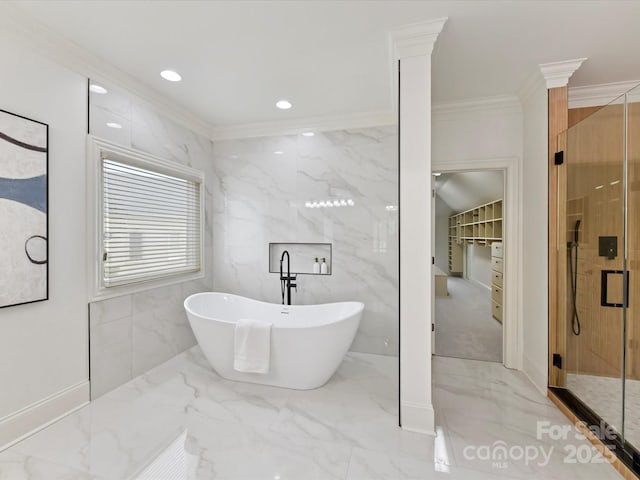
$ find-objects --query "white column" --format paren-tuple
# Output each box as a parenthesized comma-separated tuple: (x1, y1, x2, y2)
(390, 18, 446, 435)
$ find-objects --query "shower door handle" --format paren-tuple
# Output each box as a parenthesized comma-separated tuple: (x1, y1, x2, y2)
(600, 270, 629, 308)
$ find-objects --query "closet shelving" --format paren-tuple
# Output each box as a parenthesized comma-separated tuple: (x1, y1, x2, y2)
(448, 221, 463, 275)
(449, 199, 503, 245)
(448, 199, 503, 275)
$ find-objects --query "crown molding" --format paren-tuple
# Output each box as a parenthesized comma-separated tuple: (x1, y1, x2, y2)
(210, 110, 397, 141)
(212, 93, 523, 141)
(568, 80, 640, 108)
(539, 58, 587, 89)
(0, 3, 213, 140)
(432, 94, 522, 119)
(388, 18, 448, 60)
(387, 18, 447, 116)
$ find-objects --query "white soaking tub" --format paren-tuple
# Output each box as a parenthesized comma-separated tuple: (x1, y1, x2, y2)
(184, 292, 363, 390)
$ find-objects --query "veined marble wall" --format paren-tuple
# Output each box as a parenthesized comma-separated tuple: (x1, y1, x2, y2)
(88, 81, 214, 398)
(212, 126, 399, 355)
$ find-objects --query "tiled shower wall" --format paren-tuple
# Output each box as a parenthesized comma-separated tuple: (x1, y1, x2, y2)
(88, 82, 214, 398)
(212, 126, 399, 355)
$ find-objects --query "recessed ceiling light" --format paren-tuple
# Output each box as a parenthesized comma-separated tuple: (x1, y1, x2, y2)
(106, 122, 122, 129)
(160, 70, 182, 82)
(433, 172, 441, 176)
(595, 185, 604, 190)
(302, 132, 314, 137)
(276, 100, 292, 110)
(273, 150, 284, 155)
(89, 84, 107, 94)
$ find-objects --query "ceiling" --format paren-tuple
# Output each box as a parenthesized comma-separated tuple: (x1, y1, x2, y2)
(436, 171, 504, 213)
(11, 0, 640, 128)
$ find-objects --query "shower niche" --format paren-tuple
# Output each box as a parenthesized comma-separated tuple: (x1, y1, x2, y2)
(268, 242, 332, 275)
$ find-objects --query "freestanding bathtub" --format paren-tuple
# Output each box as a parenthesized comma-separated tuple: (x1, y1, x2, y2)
(184, 292, 364, 390)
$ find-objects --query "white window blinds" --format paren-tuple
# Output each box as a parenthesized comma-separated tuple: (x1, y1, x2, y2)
(102, 156, 201, 287)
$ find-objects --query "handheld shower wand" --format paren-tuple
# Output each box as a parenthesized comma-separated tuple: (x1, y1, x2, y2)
(569, 219, 582, 335)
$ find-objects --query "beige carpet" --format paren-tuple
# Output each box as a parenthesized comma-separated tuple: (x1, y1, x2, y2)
(435, 276, 503, 363)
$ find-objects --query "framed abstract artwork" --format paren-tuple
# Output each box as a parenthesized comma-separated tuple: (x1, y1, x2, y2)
(0, 109, 48, 308)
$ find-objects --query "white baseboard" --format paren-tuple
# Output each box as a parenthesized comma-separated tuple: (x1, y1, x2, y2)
(0, 380, 90, 451)
(400, 401, 435, 435)
(523, 354, 548, 397)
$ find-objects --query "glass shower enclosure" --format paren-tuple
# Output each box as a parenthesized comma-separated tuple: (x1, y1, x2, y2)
(550, 83, 640, 470)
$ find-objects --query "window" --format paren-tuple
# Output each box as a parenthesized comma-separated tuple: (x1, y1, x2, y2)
(89, 137, 204, 296)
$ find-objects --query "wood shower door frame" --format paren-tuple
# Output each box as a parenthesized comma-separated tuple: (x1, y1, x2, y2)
(548, 87, 569, 387)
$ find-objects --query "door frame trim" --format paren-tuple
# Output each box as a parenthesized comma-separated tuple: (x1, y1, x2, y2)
(432, 157, 522, 370)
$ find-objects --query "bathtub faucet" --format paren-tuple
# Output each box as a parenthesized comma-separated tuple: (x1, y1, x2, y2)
(279, 250, 297, 305)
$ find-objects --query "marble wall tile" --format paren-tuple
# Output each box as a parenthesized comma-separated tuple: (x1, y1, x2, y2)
(88, 80, 213, 398)
(90, 105, 132, 147)
(212, 126, 399, 355)
(89, 316, 132, 399)
(89, 82, 133, 148)
(89, 295, 132, 327)
(131, 284, 196, 377)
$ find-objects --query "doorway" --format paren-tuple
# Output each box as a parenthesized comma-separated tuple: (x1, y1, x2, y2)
(433, 170, 505, 363)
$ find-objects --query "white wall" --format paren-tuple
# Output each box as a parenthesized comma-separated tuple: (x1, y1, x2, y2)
(433, 102, 523, 163)
(435, 193, 453, 272)
(465, 243, 492, 288)
(520, 77, 549, 394)
(0, 34, 89, 443)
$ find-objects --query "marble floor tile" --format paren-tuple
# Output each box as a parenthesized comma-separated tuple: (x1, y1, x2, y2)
(434, 356, 623, 480)
(346, 446, 521, 480)
(566, 372, 640, 447)
(0, 346, 625, 480)
(0, 451, 105, 480)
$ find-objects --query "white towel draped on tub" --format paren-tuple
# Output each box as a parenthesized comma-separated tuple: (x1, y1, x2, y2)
(233, 319, 272, 373)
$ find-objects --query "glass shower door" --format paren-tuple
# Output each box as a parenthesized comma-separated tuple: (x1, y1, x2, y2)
(625, 84, 640, 448)
(560, 97, 626, 435)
